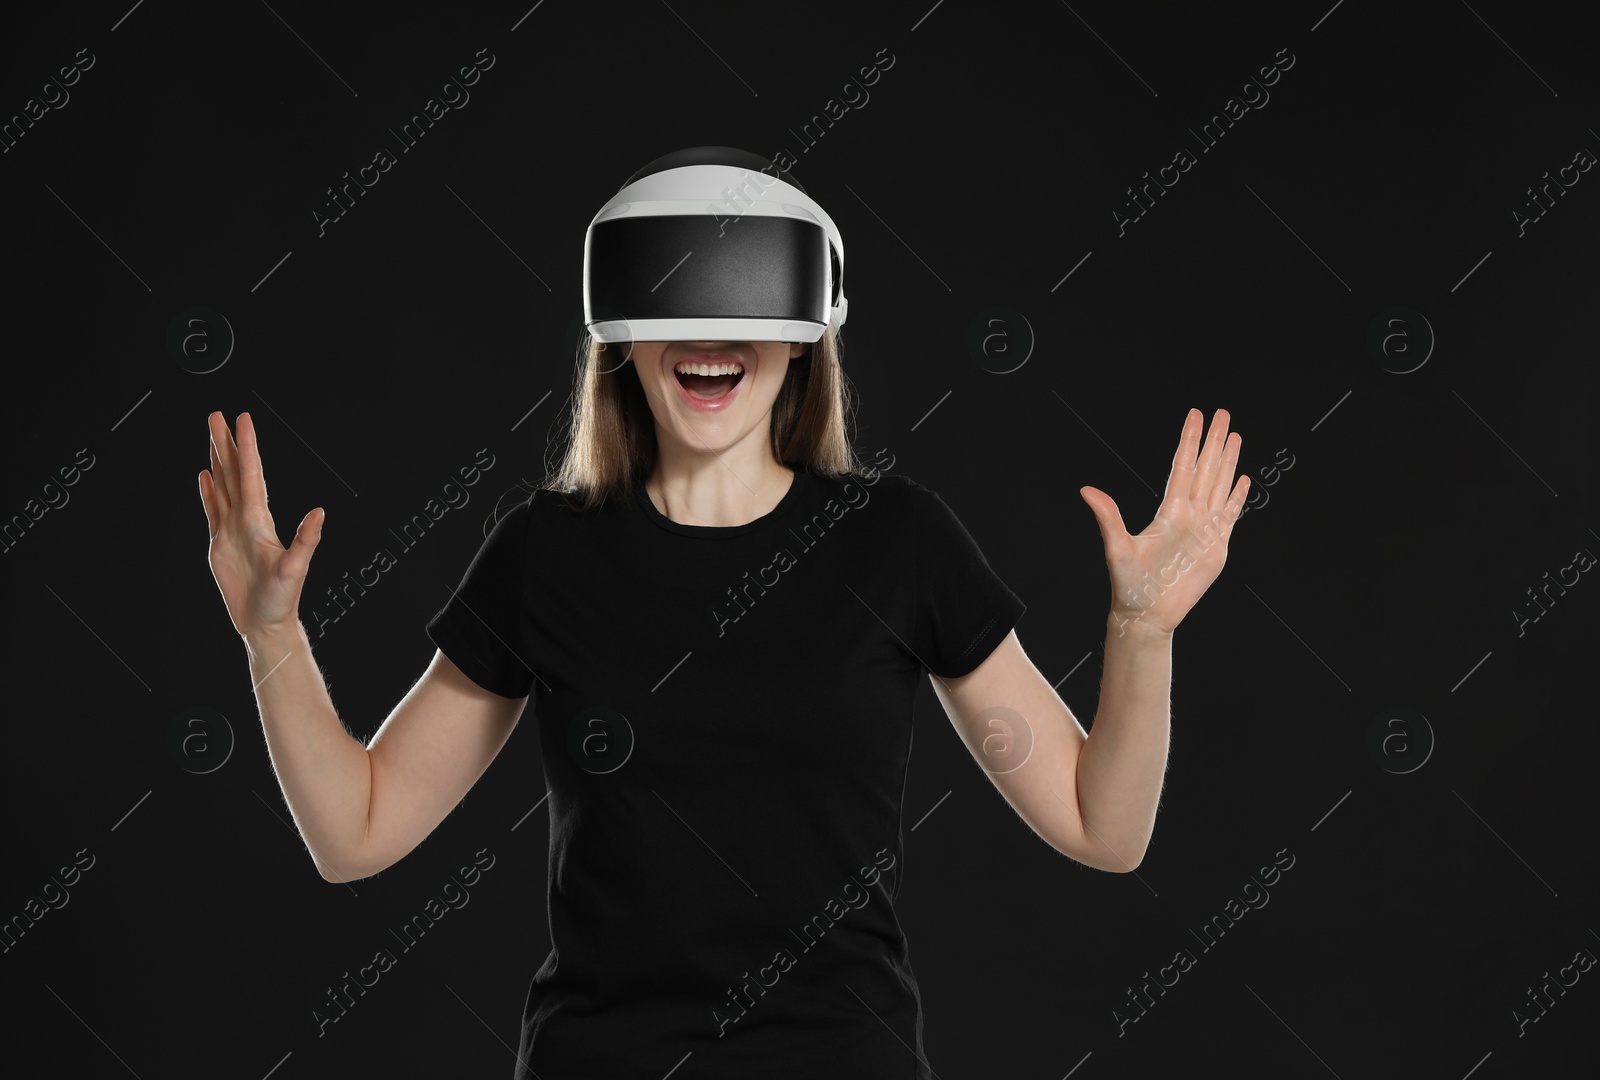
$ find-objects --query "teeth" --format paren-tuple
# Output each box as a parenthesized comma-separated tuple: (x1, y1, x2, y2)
(674, 361, 744, 376)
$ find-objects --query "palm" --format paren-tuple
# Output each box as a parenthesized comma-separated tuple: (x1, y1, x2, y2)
(208, 491, 296, 636)
(1080, 408, 1249, 636)
(199, 411, 325, 638)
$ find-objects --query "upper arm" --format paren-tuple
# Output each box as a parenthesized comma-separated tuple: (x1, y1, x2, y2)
(929, 630, 1112, 870)
(351, 648, 526, 879)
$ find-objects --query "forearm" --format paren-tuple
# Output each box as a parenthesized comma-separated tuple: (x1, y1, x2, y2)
(243, 620, 373, 881)
(1074, 613, 1172, 869)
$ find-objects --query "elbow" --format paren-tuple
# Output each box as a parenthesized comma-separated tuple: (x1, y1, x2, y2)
(1105, 837, 1149, 873)
(315, 849, 375, 884)
(1082, 854, 1143, 874)
(1112, 840, 1150, 873)
(1041, 814, 1150, 872)
(319, 863, 372, 885)
(1066, 833, 1147, 873)
(1047, 836, 1132, 873)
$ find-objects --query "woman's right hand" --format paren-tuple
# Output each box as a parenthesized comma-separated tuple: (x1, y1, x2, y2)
(198, 411, 325, 639)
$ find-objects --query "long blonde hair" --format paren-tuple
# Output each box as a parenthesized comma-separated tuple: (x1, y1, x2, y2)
(536, 322, 869, 512)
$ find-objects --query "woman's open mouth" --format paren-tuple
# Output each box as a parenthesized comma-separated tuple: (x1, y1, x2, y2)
(672, 359, 746, 411)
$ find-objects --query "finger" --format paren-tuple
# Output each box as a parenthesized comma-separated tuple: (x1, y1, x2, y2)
(214, 409, 241, 493)
(1191, 409, 1230, 503)
(198, 470, 219, 537)
(1161, 408, 1202, 508)
(1079, 485, 1129, 548)
(1221, 473, 1250, 534)
(280, 507, 326, 583)
(208, 417, 232, 512)
(237, 412, 268, 513)
(1208, 430, 1242, 511)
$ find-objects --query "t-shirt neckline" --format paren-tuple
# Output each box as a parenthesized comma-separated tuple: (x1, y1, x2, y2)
(634, 467, 813, 539)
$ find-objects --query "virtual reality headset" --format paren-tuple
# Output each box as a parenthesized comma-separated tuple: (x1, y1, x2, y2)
(583, 146, 848, 346)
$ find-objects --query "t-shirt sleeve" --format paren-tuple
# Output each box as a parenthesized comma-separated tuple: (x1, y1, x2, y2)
(909, 479, 1027, 679)
(425, 495, 537, 699)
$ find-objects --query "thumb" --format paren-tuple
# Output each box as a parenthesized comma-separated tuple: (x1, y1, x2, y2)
(282, 507, 325, 581)
(1079, 486, 1127, 539)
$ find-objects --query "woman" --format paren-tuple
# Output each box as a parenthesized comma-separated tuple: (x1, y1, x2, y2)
(198, 156, 1248, 1079)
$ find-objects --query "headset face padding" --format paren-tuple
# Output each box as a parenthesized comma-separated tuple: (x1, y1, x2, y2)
(584, 146, 848, 346)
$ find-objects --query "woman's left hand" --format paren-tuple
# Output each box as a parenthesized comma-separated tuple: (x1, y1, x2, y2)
(1079, 408, 1250, 637)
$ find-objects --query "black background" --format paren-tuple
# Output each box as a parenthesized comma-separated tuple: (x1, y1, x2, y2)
(3, 2, 1596, 1077)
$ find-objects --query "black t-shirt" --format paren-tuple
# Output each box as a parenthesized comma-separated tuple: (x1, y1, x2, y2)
(425, 464, 1027, 1079)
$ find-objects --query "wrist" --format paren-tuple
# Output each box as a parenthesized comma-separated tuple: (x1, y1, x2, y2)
(1107, 609, 1175, 643)
(243, 619, 303, 655)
